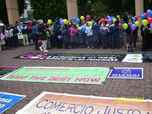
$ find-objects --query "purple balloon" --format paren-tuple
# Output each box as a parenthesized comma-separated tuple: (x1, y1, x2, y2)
(131, 24, 137, 31)
(150, 23, 152, 29)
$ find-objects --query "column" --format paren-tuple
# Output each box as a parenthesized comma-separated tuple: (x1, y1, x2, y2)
(66, 0, 78, 19)
(5, 0, 19, 25)
(135, 0, 144, 16)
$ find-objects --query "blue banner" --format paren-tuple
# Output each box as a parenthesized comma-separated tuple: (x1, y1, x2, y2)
(0, 92, 25, 114)
(108, 67, 143, 79)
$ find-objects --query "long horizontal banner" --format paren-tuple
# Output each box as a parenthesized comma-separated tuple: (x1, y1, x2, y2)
(0, 67, 110, 84)
(16, 92, 152, 114)
(0, 92, 25, 114)
(15, 52, 126, 62)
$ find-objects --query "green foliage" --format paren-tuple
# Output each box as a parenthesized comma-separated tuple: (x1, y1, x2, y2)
(90, 0, 107, 17)
(17, 0, 25, 16)
(31, 0, 67, 20)
(144, 0, 152, 11)
(78, 0, 135, 16)
(0, 0, 8, 24)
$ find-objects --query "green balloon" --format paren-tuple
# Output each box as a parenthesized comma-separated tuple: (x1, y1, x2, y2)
(122, 23, 128, 30)
(142, 19, 149, 26)
(135, 21, 140, 27)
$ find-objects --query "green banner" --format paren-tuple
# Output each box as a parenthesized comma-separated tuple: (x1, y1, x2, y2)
(0, 67, 110, 84)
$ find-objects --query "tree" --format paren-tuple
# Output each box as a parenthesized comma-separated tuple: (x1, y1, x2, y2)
(17, 0, 25, 16)
(31, 0, 67, 20)
(0, 0, 8, 24)
(90, 0, 107, 17)
(144, 0, 152, 11)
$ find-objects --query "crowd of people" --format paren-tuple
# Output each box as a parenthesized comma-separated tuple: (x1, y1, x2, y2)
(0, 9, 152, 52)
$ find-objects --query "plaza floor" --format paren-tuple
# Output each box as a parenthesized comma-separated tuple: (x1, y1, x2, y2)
(0, 46, 152, 114)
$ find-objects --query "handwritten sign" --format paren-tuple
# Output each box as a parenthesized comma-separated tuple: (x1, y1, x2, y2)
(16, 52, 126, 62)
(0, 92, 25, 114)
(108, 67, 143, 79)
(0, 67, 109, 84)
(16, 92, 152, 114)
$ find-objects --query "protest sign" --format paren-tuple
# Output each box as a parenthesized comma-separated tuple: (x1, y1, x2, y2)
(108, 67, 143, 79)
(1, 67, 109, 84)
(16, 92, 152, 114)
(0, 92, 25, 114)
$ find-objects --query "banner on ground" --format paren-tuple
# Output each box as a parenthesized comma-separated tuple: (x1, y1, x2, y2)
(0, 67, 110, 84)
(122, 54, 143, 63)
(108, 67, 144, 79)
(16, 92, 152, 114)
(16, 52, 126, 62)
(0, 92, 25, 114)
(0, 66, 19, 75)
(46, 53, 125, 62)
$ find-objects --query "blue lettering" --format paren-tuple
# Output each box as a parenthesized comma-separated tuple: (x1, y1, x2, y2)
(127, 109, 141, 114)
(66, 104, 76, 113)
(84, 105, 94, 114)
(73, 104, 86, 114)
(58, 103, 66, 112)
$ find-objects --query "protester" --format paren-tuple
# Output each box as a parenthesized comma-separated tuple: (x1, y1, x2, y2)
(1, 9, 152, 52)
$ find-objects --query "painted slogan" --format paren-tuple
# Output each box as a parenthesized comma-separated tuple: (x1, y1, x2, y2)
(16, 92, 152, 114)
(0, 67, 109, 84)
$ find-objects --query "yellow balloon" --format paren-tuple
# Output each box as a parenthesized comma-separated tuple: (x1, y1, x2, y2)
(63, 19, 69, 25)
(80, 16, 85, 20)
(117, 15, 120, 19)
(122, 23, 128, 30)
(47, 19, 52, 25)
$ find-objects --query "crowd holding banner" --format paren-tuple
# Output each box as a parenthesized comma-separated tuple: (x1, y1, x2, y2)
(0, 9, 152, 52)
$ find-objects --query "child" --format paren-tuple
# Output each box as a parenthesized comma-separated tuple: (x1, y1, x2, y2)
(38, 30, 48, 53)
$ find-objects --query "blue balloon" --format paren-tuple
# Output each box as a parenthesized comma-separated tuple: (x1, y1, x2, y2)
(147, 9, 151, 14)
(76, 18, 80, 24)
(59, 18, 64, 25)
(149, 12, 152, 17)
(150, 23, 152, 29)
(141, 14, 146, 19)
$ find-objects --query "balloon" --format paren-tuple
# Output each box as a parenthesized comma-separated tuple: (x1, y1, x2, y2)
(142, 19, 149, 26)
(63, 19, 69, 25)
(148, 17, 152, 23)
(132, 17, 136, 22)
(87, 21, 93, 27)
(135, 21, 140, 27)
(113, 17, 117, 23)
(149, 12, 152, 17)
(80, 16, 85, 21)
(141, 14, 146, 19)
(122, 23, 128, 30)
(47, 19, 52, 25)
(116, 15, 120, 19)
(150, 23, 152, 28)
(59, 19, 64, 25)
(86, 15, 91, 21)
(135, 16, 140, 21)
(144, 13, 147, 17)
(147, 9, 151, 14)
(75, 17, 80, 24)
(131, 24, 137, 31)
